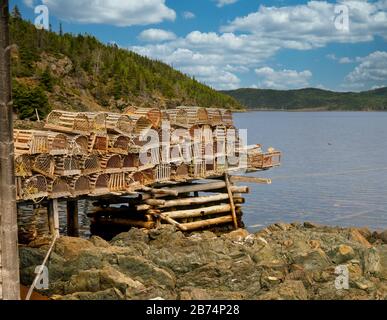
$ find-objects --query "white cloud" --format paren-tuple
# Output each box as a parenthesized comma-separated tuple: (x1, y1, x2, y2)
(222, 0, 387, 46)
(345, 51, 387, 89)
(215, 0, 239, 8)
(41, 0, 176, 26)
(182, 11, 195, 19)
(254, 67, 312, 89)
(326, 54, 355, 63)
(130, 1, 386, 90)
(338, 57, 354, 64)
(23, 0, 35, 7)
(138, 29, 177, 42)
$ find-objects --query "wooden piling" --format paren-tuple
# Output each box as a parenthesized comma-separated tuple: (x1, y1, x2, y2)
(47, 199, 59, 236)
(67, 200, 79, 237)
(0, 0, 20, 300)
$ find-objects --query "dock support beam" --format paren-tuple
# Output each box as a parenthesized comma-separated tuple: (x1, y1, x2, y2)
(48, 199, 60, 237)
(67, 200, 79, 237)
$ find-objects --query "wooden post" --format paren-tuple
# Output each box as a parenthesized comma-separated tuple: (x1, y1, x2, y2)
(224, 173, 238, 229)
(0, 0, 20, 300)
(67, 200, 79, 237)
(48, 199, 60, 237)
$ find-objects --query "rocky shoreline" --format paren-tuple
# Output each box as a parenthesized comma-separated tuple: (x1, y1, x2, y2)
(20, 222, 386, 300)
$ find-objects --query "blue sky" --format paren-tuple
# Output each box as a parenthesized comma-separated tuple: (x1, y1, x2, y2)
(12, 0, 387, 91)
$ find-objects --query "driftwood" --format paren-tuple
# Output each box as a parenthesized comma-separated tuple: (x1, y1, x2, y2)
(159, 193, 230, 208)
(224, 172, 238, 229)
(180, 216, 233, 231)
(95, 217, 155, 229)
(230, 175, 272, 184)
(165, 204, 231, 219)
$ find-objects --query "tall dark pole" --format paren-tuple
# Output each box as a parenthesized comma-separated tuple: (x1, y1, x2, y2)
(0, 0, 20, 300)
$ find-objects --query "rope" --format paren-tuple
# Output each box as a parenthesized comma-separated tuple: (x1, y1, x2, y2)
(25, 233, 59, 300)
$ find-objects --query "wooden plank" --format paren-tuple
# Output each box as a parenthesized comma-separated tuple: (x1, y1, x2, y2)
(230, 175, 272, 184)
(159, 193, 230, 208)
(224, 173, 238, 229)
(165, 204, 231, 219)
(180, 216, 233, 231)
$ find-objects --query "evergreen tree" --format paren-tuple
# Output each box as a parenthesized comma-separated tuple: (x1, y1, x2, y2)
(11, 5, 21, 19)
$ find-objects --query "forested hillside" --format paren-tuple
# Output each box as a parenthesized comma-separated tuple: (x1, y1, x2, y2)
(221, 87, 387, 111)
(9, 8, 243, 120)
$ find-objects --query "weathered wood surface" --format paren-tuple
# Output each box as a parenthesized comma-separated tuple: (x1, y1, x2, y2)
(0, 0, 20, 300)
(181, 216, 233, 231)
(230, 175, 272, 184)
(225, 173, 238, 229)
(165, 204, 232, 219)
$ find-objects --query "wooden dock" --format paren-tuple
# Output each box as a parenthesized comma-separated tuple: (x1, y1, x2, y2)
(14, 107, 280, 241)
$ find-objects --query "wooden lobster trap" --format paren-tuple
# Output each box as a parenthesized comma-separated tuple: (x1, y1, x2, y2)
(134, 108, 162, 128)
(45, 110, 91, 135)
(247, 146, 281, 170)
(88, 133, 109, 154)
(132, 168, 155, 186)
(207, 108, 223, 126)
(161, 110, 170, 123)
(48, 177, 71, 199)
(177, 106, 208, 126)
(122, 153, 140, 172)
(130, 115, 153, 136)
(108, 134, 131, 155)
(69, 135, 89, 155)
(89, 173, 110, 195)
(69, 175, 91, 197)
(108, 173, 128, 193)
(221, 109, 234, 127)
(105, 113, 134, 136)
(16, 174, 48, 201)
(48, 132, 69, 155)
(171, 163, 190, 181)
(166, 108, 189, 128)
(190, 159, 206, 178)
(15, 154, 33, 177)
(213, 125, 227, 155)
(223, 126, 242, 170)
(130, 171, 145, 189)
(78, 154, 101, 175)
(154, 163, 171, 182)
(85, 112, 108, 135)
(99, 154, 122, 173)
(123, 105, 137, 116)
(14, 130, 49, 155)
(31, 153, 55, 178)
(54, 155, 81, 176)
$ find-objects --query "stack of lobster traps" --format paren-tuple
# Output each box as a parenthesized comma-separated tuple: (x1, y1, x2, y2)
(15, 106, 281, 237)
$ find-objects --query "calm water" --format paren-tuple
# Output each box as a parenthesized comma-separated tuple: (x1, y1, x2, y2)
(234, 111, 387, 231)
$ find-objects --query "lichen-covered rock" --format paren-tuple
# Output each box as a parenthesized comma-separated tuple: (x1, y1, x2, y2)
(19, 223, 386, 300)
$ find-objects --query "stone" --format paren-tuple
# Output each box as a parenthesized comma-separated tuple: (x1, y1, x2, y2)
(58, 288, 125, 300)
(222, 228, 249, 242)
(378, 230, 387, 244)
(54, 236, 95, 259)
(117, 255, 176, 289)
(258, 280, 308, 300)
(304, 222, 320, 229)
(362, 248, 382, 276)
(111, 229, 149, 246)
(293, 249, 331, 271)
(90, 236, 110, 248)
(349, 229, 372, 248)
(329, 245, 355, 264)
